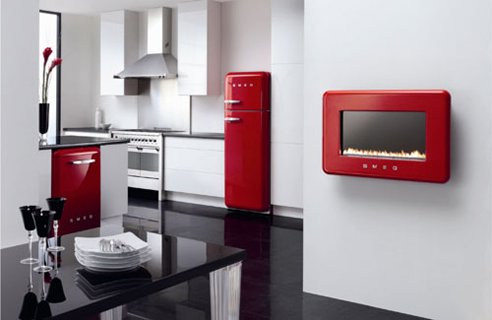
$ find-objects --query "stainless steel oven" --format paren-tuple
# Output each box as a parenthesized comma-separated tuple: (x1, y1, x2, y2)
(112, 131, 164, 199)
(128, 144, 160, 179)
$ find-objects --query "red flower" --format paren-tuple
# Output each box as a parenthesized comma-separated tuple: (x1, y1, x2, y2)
(43, 47, 52, 65)
(41, 48, 62, 103)
(49, 58, 62, 73)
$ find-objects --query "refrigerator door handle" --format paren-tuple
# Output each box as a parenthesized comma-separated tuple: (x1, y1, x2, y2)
(71, 159, 96, 165)
(224, 100, 241, 104)
(225, 117, 241, 123)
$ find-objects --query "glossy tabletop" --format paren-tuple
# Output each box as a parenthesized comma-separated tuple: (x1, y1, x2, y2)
(1, 228, 245, 319)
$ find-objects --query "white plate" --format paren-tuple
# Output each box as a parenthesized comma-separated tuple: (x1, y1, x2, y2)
(75, 252, 151, 267)
(75, 232, 149, 256)
(75, 253, 141, 265)
(75, 252, 151, 269)
(75, 247, 151, 262)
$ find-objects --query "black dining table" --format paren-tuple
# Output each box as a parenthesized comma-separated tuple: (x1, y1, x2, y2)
(1, 227, 245, 319)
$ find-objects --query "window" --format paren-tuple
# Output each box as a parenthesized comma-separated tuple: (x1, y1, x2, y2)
(39, 11, 61, 138)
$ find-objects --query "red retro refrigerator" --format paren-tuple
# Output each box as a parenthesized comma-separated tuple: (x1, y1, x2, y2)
(224, 72, 271, 212)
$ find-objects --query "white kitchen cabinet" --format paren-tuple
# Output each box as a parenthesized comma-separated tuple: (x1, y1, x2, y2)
(177, 0, 221, 96)
(100, 10, 139, 96)
(38, 150, 52, 207)
(101, 144, 128, 218)
(271, 143, 303, 209)
(164, 137, 224, 198)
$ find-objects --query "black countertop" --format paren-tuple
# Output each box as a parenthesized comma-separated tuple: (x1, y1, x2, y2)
(64, 127, 224, 140)
(39, 136, 129, 150)
(63, 127, 111, 134)
(1, 228, 245, 319)
(163, 132, 224, 139)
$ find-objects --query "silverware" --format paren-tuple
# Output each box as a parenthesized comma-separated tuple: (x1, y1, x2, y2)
(98, 239, 135, 253)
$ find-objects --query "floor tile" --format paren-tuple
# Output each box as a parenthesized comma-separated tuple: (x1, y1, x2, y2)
(100, 198, 429, 320)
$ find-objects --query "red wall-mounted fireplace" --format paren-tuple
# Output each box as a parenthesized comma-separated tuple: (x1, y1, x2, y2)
(322, 90, 450, 183)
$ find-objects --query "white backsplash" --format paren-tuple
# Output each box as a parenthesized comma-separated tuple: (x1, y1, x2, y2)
(138, 79, 190, 131)
(99, 96, 139, 129)
(191, 95, 224, 133)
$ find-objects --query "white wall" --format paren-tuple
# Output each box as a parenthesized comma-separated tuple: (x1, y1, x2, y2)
(190, 0, 271, 133)
(303, 1, 492, 319)
(61, 14, 99, 129)
(270, 0, 303, 210)
(0, 0, 40, 248)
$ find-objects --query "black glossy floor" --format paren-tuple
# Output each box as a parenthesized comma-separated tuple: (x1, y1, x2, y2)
(115, 196, 429, 320)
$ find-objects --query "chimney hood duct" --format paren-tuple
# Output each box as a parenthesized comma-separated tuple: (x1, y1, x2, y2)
(114, 7, 177, 79)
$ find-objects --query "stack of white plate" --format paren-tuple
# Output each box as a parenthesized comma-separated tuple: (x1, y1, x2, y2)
(75, 232, 151, 273)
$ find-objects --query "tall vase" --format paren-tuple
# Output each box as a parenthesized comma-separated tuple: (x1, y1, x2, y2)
(39, 103, 49, 140)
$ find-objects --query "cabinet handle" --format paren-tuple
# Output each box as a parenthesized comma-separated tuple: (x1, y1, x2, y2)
(225, 117, 241, 122)
(224, 100, 241, 104)
(71, 159, 96, 165)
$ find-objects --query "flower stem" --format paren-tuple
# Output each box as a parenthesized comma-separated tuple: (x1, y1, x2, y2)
(42, 63, 46, 103)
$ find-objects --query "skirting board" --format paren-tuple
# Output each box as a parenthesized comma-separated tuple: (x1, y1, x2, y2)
(165, 191, 303, 219)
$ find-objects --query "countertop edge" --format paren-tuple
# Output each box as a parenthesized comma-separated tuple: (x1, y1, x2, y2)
(39, 138, 129, 150)
(64, 127, 111, 134)
(63, 128, 224, 140)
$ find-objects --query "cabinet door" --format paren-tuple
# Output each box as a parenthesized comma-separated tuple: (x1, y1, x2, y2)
(177, 0, 220, 96)
(52, 147, 100, 235)
(164, 137, 224, 198)
(100, 11, 138, 96)
(224, 111, 270, 211)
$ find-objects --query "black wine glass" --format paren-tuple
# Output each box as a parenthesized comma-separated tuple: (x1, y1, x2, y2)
(19, 205, 42, 265)
(46, 197, 66, 252)
(32, 210, 55, 273)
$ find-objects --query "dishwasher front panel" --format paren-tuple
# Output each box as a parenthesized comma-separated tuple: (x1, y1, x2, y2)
(52, 147, 101, 235)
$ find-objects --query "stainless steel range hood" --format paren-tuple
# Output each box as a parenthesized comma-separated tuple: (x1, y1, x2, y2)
(114, 7, 177, 79)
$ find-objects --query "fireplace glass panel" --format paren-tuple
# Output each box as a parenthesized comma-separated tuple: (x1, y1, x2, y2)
(341, 111, 426, 160)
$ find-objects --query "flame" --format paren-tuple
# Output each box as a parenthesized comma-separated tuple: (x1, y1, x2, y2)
(342, 147, 426, 160)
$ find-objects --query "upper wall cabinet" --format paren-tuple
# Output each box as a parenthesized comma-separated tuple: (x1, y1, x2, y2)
(100, 11, 139, 96)
(177, 0, 221, 96)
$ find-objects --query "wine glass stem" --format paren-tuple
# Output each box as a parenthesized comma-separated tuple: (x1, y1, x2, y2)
(39, 237, 46, 269)
(54, 242, 58, 272)
(28, 261, 33, 290)
(54, 220, 59, 245)
(27, 231, 33, 261)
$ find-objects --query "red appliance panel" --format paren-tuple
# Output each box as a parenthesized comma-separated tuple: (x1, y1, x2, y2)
(225, 110, 270, 211)
(52, 147, 101, 235)
(322, 90, 450, 183)
(225, 72, 270, 111)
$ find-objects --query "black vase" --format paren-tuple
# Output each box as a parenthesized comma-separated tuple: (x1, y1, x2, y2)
(39, 103, 49, 138)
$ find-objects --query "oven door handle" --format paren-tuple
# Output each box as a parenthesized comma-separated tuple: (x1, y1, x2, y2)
(129, 146, 160, 154)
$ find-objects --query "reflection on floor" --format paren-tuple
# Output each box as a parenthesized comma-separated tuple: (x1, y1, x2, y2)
(100, 198, 428, 320)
